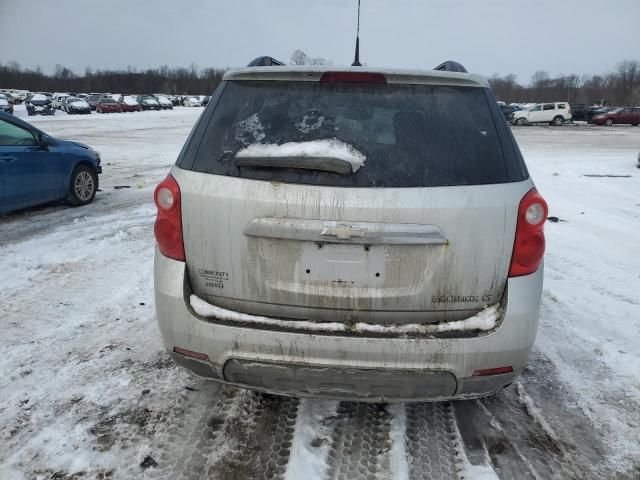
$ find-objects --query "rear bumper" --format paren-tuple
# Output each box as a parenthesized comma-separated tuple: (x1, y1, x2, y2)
(154, 249, 542, 402)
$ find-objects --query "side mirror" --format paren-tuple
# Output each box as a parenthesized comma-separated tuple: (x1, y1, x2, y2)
(37, 134, 50, 148)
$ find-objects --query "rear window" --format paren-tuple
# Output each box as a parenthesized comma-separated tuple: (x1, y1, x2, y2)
(187, 80, 525, 187)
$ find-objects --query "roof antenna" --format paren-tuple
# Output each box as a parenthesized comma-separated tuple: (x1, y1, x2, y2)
(351, 0, 362, 66)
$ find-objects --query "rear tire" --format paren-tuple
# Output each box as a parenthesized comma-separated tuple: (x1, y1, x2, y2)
(605, 119, 614, 126)
(552, 115, 564, 126)
(66, 165, 98, 206)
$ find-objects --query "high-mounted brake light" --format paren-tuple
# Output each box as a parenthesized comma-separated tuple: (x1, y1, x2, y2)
(154, 174, 185, 261)
(320, 71, 387, 84)
(509, 188, 548, 277)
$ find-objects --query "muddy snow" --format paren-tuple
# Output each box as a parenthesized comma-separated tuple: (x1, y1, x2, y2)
(190, 295, 499, 334)
(1, 106, 639, 479)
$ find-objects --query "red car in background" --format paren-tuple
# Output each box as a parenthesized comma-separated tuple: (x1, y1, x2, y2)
(592, 107, 640, 126)
(96, 98, 123, 113)
(118, 96, 142, 112)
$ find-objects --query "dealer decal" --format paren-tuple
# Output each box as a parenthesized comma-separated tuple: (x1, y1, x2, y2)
(198, 268, 230, 289)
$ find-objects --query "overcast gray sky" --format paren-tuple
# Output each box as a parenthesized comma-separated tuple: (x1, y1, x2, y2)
(1, 0, 639, 83)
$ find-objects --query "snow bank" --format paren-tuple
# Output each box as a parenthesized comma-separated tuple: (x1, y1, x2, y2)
(235, 139, 366, 173)
(190, 294, 499, 334)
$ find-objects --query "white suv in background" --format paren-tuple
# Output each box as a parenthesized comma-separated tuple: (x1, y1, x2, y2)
(513, 102, 572, 126)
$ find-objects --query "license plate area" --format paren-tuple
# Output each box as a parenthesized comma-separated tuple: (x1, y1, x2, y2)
(300, 243, 385, 286)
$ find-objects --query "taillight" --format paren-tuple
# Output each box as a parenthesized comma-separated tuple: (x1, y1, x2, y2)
(320, 71, 387, 84)
(509, 188, 548, 277)
(154, 174, 185, 261)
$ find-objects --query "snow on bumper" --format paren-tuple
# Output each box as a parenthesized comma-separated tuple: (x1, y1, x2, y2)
(190, 294, 501, 335)
(154, 248, 542, 401)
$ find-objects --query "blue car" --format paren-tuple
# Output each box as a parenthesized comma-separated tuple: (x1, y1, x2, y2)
(0, 111, 102, 215)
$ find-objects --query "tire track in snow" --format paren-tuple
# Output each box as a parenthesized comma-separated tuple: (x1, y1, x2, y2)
(324, 402, 393, 480)
(210, 392, 299, 480)
(455, 382, 593, 480)
(150, 384, 254, 480)
(404, 402, 464, 480)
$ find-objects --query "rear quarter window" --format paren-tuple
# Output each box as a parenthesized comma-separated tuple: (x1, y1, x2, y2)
(182, 80, 527, 188)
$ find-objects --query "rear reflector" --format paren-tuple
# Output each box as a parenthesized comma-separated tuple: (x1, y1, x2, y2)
(472, 366, 514, 377)
(173, 347, 209, 361)
(320, 71, 387, 84)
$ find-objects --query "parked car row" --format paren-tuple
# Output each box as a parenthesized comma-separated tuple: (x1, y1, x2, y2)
(497, 101, 640, 126)
(3, 90, 210, 116)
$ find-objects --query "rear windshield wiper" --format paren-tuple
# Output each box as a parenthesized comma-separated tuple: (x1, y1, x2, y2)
(234, 155, 355, 175)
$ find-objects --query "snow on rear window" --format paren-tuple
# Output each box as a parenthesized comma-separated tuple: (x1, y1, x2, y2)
(234, 113, 265, 143)
(31, 94, 48, 101)
(236, 139, 366, 173)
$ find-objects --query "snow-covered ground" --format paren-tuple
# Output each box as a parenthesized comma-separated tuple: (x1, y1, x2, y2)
(0, 106, 638, 479)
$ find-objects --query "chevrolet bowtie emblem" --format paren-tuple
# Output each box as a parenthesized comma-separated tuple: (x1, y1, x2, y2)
(320, 224, 367, 240)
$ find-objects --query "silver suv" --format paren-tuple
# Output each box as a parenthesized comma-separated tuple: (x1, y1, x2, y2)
(153, 66, 548, 401)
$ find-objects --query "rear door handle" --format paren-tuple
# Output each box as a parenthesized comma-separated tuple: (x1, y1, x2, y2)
(0, 155, 17, 162)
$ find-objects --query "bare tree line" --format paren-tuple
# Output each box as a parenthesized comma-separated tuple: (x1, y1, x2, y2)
(489, 60, 640, 105)
(0, 61, 226, 95)
(1, 57, 639, 106)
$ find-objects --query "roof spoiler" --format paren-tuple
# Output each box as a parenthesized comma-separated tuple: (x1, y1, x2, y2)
(247, 56, 285, 67)
(433, 61, 468, 73)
